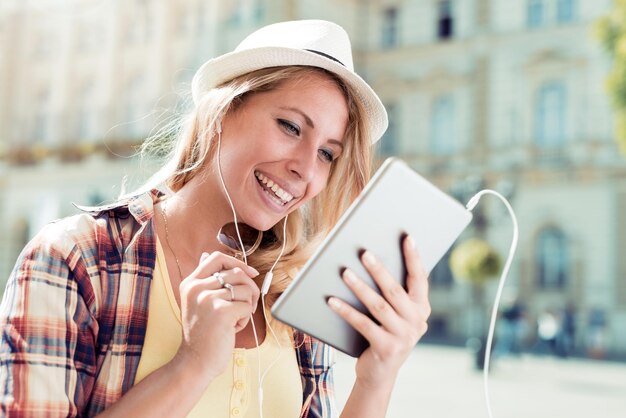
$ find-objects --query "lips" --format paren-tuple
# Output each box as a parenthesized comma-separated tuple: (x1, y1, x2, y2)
(254, 171, 295, 205)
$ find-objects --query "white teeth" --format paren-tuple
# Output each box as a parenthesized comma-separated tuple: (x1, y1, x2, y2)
(255, 171, 294, 204)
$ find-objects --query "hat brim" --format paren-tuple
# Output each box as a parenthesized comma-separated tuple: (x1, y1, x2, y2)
(191, 47, 388, 144)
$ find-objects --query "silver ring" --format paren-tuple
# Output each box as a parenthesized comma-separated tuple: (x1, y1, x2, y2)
(212, 272, 225, 287)
(223, 283, 235, 301)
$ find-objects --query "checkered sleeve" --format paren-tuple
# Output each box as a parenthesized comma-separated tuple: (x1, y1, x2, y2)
(0, 220, 98, 417)
(296, 332, 338, 418)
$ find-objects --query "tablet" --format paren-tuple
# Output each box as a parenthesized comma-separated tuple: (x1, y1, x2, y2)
(271, 157, 472, 357)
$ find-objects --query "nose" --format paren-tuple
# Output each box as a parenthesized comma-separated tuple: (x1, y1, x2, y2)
(286, 144, 318, 182)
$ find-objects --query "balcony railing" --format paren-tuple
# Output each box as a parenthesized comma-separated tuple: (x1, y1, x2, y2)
(1, 139, 144, 166)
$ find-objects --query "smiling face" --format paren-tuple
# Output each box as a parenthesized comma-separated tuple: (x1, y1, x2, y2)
(214, 70, 350, 231)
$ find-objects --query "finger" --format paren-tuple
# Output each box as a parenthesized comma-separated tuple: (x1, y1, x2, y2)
(360, 250, 415, 319)
(208, 267, 259, 289)
(402, 236, 429, 305)
(227, 300, 255, 329)
(183, 273, 260, 311)
(207, 298, 254, 327)
(192, 252, 259, 279)
(194, 279, 259, 308)
(221, 269, 260, 309)
(189, 266, 261, 308)
(212, 286, 251, 304)
(234, 317, 251, 333)
(327, 297, 387, 344)
(225, 284, 256, 305)
(341, 269, 404, 334)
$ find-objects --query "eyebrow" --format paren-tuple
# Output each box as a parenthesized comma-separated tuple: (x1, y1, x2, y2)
(280, 106, 315, 128)
(279, 106, 345, 151)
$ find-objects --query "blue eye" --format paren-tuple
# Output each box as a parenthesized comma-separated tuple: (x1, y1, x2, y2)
(278, 119, 300, 136)
(319, 148, 335, 163)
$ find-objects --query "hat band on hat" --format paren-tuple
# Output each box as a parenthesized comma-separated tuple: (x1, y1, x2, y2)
(304, 49, 345, 67)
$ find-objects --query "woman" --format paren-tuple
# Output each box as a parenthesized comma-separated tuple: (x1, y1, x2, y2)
(0, 20, 430, 417)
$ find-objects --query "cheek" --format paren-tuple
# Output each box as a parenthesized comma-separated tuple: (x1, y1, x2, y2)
(304, 174, 331, 202)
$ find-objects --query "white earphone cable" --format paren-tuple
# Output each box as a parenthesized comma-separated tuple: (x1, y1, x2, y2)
(216, 129, 249, 265)
(217, 125, 517, 418)
(256, 215, 289, 418)
(215, 124, 288, 418)
(217, 121, 521, 418)
(465, 189, 519, 418)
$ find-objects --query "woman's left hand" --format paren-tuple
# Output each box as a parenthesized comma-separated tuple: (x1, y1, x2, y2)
(328, 235, 431, 389)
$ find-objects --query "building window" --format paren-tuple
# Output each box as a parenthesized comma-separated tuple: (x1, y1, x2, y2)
(177, 5, 195, 36)
(557, 0, 575, 23)
(253, 0, 264, 24)
(124, 14, 143, 43)
(437, 0, 454, 40)
(226, 0, 264, 27)
(77, 23, 99, 53)
(33, 90, 51, 144)
(536, 227, 569, 289)
(77, 82, 96, 140)
(379, 103, 399, 155)
(508, 108, 521, 145)
(381, 7, 398, 49)
(527, 0, 544, 28)
(534, 82, 566, 148)
(33, 30, 55, 59)
(196, 2, 207, 34)
(144, 6, 154, 41)
(125, 76, 145, 137)
(430, 95, 455, 155)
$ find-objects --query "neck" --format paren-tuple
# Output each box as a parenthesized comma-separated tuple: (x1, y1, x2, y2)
(161, 175, 236, 262)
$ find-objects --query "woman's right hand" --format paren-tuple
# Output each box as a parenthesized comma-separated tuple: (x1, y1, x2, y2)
(175, 251, 260, 385)
(96, 252, 260, 418)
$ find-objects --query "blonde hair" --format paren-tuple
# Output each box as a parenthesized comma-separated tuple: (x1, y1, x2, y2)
(133, 66, 373, 320)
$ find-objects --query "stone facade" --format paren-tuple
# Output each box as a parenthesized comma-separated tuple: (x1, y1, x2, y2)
(1, 0, 624, 355)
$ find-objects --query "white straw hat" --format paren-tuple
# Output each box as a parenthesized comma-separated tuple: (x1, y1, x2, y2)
(191, 20, 388, 144)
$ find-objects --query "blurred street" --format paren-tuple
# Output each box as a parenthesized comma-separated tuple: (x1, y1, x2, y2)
(334, 344, 626, 418)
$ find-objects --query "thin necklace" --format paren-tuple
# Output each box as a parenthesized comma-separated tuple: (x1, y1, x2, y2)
(161, 200, 184, 282)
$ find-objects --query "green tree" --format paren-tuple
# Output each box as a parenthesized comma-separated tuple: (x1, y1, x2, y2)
(449, 238, 502, 369)
(596, 0, 626, 154)
(449, 238, 502, 285)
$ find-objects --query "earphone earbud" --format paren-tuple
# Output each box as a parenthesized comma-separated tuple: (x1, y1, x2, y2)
(261, 271, 273, 295)
(261, 215, 289, 296)
(216, 117, 222, 134)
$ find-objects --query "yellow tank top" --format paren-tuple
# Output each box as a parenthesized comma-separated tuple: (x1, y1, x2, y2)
(134, 238, 303, 418)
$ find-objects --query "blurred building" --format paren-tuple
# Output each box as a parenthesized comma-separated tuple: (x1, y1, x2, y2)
(1, 0, 625, 356)
(354, 0, 626, 357)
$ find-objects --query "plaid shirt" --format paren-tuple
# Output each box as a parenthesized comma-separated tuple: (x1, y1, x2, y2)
(0, 191, 337, 417)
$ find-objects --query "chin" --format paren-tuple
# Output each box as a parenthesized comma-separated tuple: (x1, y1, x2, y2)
(243, 202, 300, 231)
(249, 212, 291, 232)
(242, 216, 275, 232)
(261, 219, 283, 232)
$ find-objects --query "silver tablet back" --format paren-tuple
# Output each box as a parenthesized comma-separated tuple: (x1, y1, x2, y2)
(271, 157, 472, 357)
